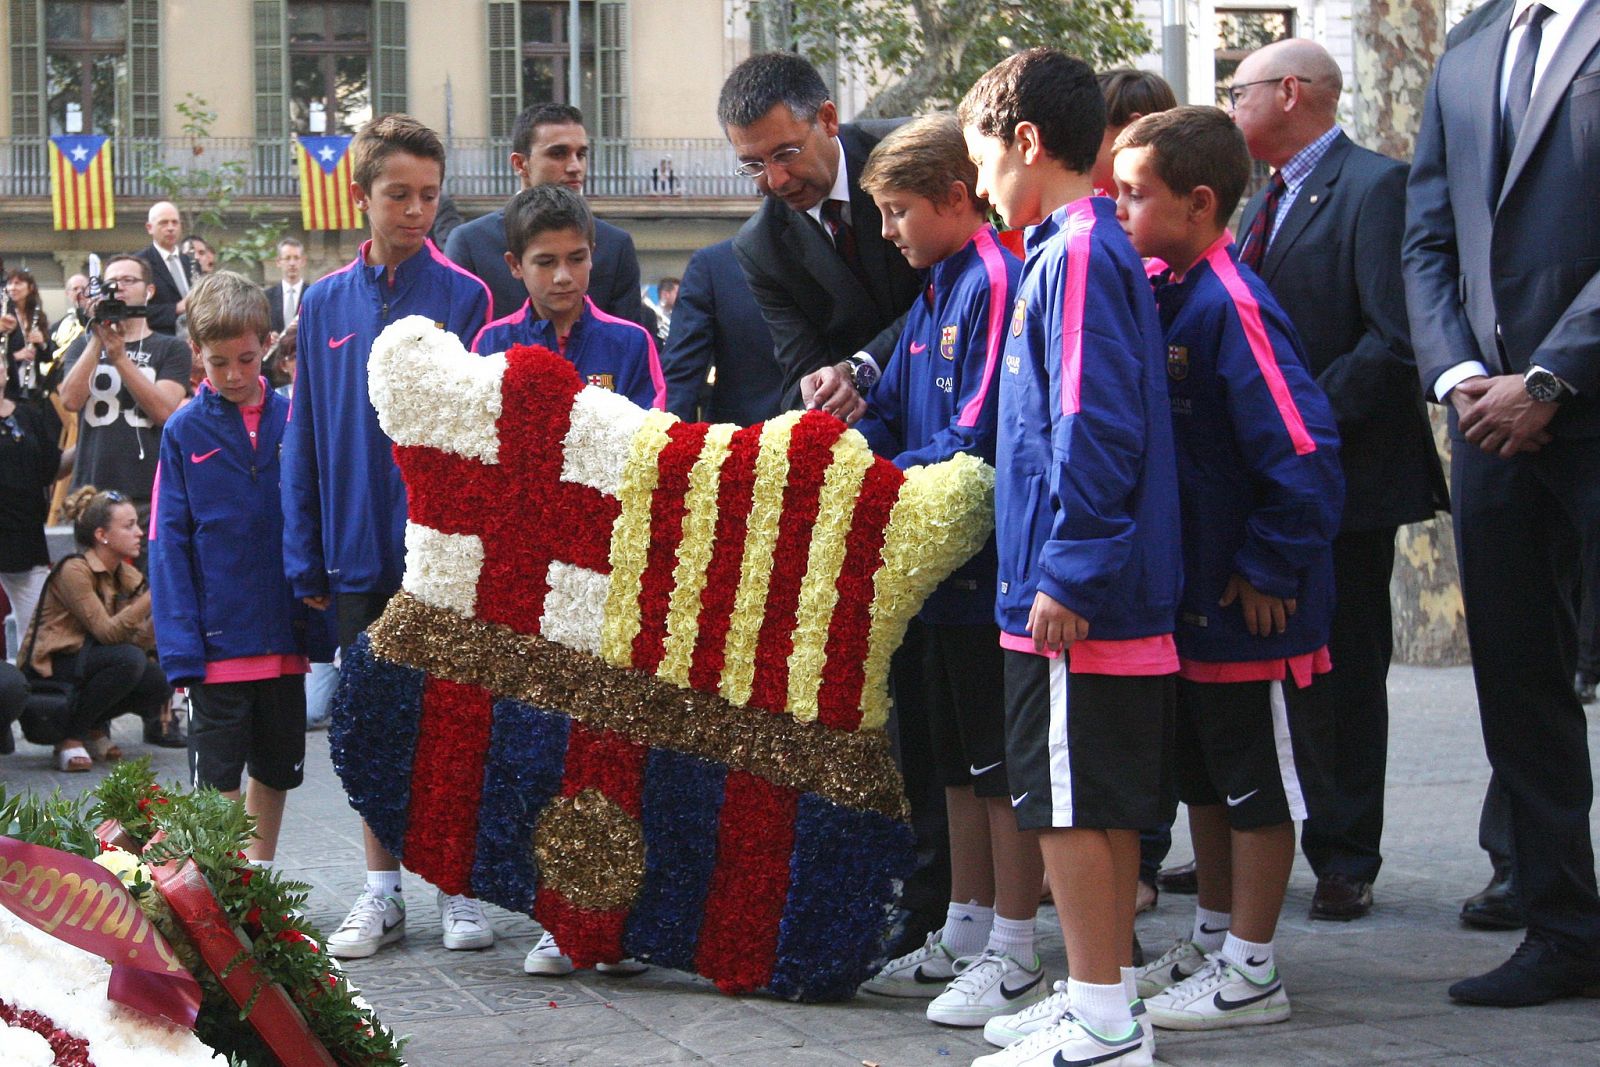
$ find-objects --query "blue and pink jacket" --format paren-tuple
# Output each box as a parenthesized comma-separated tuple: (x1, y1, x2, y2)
(472, 296, 666, 411)
(995, 196, 1182, 672)
(281, 239, 491, 600)
(1154, 235, 1343, 679)
(857, 224, 1018, 625)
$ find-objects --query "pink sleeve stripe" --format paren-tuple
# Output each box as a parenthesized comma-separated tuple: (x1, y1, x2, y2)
(958, 225, 1009, 428)
(471, 301, 530, 354)
(1058, 206, 1095, 416)
(427, 238, 495, 335)
(1206, 242, 1318, 456)
(148, 462, 162, 539)
(585, 297, 667, 411)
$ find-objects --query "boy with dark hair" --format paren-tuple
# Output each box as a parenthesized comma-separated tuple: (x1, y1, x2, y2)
(830, 113, 1038, 1029)
(281, 112, 494, 960)
(472, 184, 664, 411)
(959, 49, 1182, 1067)
(1111, 106, 1342, 1031)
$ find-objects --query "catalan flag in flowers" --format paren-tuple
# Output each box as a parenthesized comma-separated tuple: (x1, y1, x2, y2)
(331, 317, 996, 1001)
(48, 135, 114, 231)
(295, 135, 364, 231)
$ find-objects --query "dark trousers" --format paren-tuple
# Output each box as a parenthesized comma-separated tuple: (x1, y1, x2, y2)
(1452, 434, 1600, 955)
(53, 643, 171, 739)
(1579, 528, 1600, 679)
(887, 624, 953, 935)
(1300, 527, 1399, 883)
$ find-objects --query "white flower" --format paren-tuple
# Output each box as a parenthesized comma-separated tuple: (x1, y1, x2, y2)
(369, 316, 506, 464)
(560, 385, 654, 495)
(402, 523, 485, 617)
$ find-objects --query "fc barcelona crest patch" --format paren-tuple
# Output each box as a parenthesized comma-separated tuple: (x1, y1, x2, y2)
(1167, 344, 1189, 381)
(1011, 297, 1027, 337)
(587, 372, 615, 391)
(940, 324, 959, 360)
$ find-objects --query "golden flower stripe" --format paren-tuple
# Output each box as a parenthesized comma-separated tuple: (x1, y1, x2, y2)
(719, 411, 802, 707)
(368, 592, 909, 818)
(784, 431, 874, 722)
(599, 410, 678, 667)
(860, 454, 997, 729)
(657, 422, 737, 688)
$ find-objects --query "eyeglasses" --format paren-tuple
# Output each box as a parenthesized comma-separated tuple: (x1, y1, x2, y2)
(1226, 76, 1313, 108)
(733, 145, 806, 178)
(103, 275, 145, 287)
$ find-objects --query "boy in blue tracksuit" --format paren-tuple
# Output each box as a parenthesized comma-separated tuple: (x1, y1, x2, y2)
(152, 272, 329, 866)
(960, 50, 1182, 1067)
(828, 114, 1041, 1030)
(1111, 107, 1342, 1033)
(280, 115, 493, 960)
(471, 184, 664, 411)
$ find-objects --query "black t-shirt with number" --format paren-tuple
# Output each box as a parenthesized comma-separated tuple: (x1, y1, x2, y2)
(61, 330, 190, 505)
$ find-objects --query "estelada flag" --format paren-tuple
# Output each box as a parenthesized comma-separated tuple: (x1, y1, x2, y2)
(295, 135, 364, 231)
(48, 135, 115, 231)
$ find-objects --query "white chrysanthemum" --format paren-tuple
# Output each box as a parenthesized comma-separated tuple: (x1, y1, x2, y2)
(540, 562, 610, 655)
(0, 1022, 54, 1067)
(560, 386, 653, 494)
(370, 315, 506, 464)
(402, 524, 485, 617)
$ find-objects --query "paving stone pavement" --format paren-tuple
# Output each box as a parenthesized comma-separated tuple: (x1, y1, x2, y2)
(3, 665, 1598, 1066)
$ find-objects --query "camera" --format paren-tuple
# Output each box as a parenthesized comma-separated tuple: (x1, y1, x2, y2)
(86, 274, 150, 325)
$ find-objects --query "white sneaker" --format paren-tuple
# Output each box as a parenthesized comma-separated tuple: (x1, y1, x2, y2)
(438, 891, 495, 951)
(1144, 956, 1290, 1031)
(522, 930, 649, 976)
(860, 931, 960, 998)
(972, 1009, 1150, 1067)
(983, 979, 1069, 1047)
(1135, 938, 1208, 998)
(326, 890, 405, 959)
(927, 950, 1047, 1027)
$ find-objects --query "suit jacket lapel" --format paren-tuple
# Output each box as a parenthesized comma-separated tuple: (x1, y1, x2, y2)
(784, 203, 859, 310)
(1500, 11, 1600, 206)
(842, 129, 895, 314)
(1459, 15, 1514, 212)
(1258, 133, 1349, 282)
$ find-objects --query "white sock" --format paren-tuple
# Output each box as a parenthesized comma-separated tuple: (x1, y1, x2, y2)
(249, 858, 275, 869)
(365, 870, 402, 898)
(1068, 978, 1134, 1038)
(941, 901, 993, 958)
(1121, 966, 1138, 1005)
(986, 914, 1037, 966)
(1192, 906, 1230, 953)
(1220, 932, 1275, 983)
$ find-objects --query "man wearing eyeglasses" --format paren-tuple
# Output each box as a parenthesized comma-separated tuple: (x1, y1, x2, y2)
(1227, 38, 1448, 928)
(718, 53, 923, 417)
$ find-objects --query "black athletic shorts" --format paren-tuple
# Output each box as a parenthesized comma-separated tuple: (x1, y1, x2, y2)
(895, 619, 1009, 796)
(336, 589, 397, 650)
(188, 675, 308, 793)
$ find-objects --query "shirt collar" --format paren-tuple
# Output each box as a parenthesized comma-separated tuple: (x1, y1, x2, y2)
(1511, 0, 1577, 22)
(805, 137, 852, 228)
(1277, 125, 1343, 194)
(929, 225, 991, 292)
(153, 241, 179, 259)
(357, 239, 432, 292)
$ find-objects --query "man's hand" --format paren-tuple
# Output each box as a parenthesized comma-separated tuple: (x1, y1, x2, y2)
(1456, 373, 1556, 457)
(801, 363, 866, 424)
(91, 318, 127, 364)
(1027, 590, 1089, 654)
(302, 595, 331, 611)
(1220, 574, 1297, 636)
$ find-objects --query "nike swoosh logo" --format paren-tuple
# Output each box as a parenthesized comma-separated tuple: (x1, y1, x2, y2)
(1213, 981, 1281, 1011)
(1000, 972, 1045, 1000)
(1010, 792, 1029, 808)
(1226, 789, 1259, 807)
(1169, 962, 1188, 982)
(1052, 1033, 1143, 1067)
(1199, 923, 1227, 934)
(382, 915, 402, 933)
(970, 760, 1003, 777)
(190, 448, 222, 464)
(909, 341, 927, 353)
(1245, 956, 1269, 967)
(912, 965, 949, 984)
(329, 333, 357, 348)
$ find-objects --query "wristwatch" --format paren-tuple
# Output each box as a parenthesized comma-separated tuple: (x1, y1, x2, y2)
(1523, 366, 1571, 404)
(842, 354, 879, 394)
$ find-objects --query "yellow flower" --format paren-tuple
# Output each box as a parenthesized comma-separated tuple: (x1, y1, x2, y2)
(600, 410, 678, 666)
(658, 423, 736, 687)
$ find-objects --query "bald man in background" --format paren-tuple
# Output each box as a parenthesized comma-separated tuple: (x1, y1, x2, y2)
(133, 201, 198, 335)
(1230, 39, 1447, 922)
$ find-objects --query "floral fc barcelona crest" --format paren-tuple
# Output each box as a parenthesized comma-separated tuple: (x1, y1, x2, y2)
(940, 325, 959, 360)
(1167, 344, 1189, 381)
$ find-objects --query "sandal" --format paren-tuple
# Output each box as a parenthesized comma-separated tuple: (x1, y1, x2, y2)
(55, 745, 92, 773)
(86, 732, 123, 762)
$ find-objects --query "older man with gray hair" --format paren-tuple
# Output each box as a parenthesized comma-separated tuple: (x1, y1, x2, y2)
(1227, 38, 1447, 924)
(132, 200, 199, 335)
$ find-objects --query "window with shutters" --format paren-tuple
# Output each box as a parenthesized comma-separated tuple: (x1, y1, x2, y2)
(486, 0, 627, 140)
(521, 1, 596, 116)
(44, 1, 126, 136)
(288, 0, 373, 134)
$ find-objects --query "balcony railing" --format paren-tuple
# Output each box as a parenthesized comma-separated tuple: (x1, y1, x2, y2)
(0, 136, 758, 201)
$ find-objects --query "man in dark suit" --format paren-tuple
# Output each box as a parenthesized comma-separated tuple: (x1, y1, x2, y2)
(661, 238, 782, 426)
(1404, 0, 1600, 1005)
(133, 201, 198, 335)
(717, 53, 923, 414)
(263, 237, 307, 334)
(444, 103, 644, 325)
(1231, 39, 1449, 923)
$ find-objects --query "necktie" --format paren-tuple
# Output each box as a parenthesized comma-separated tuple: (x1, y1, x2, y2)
(1239, 171, 1287, 272)
(168, 253, 189, 297)
(1502, 3, 1553, 174)
(284, 283, 298, 323)
(820, 198, 870, 289)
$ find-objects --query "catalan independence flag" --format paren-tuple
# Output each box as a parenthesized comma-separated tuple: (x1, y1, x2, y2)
(48, 135, 115, 231)
(296, 135, 365, 230)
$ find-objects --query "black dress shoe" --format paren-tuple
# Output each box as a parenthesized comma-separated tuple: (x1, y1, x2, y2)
(143, 713, 187, 748)
(1461, 871, 1527, 931)
(1449, 934, 1600, 1006)
(1156, 860, 1198, 895)
(1310, 873, 1374, 921)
